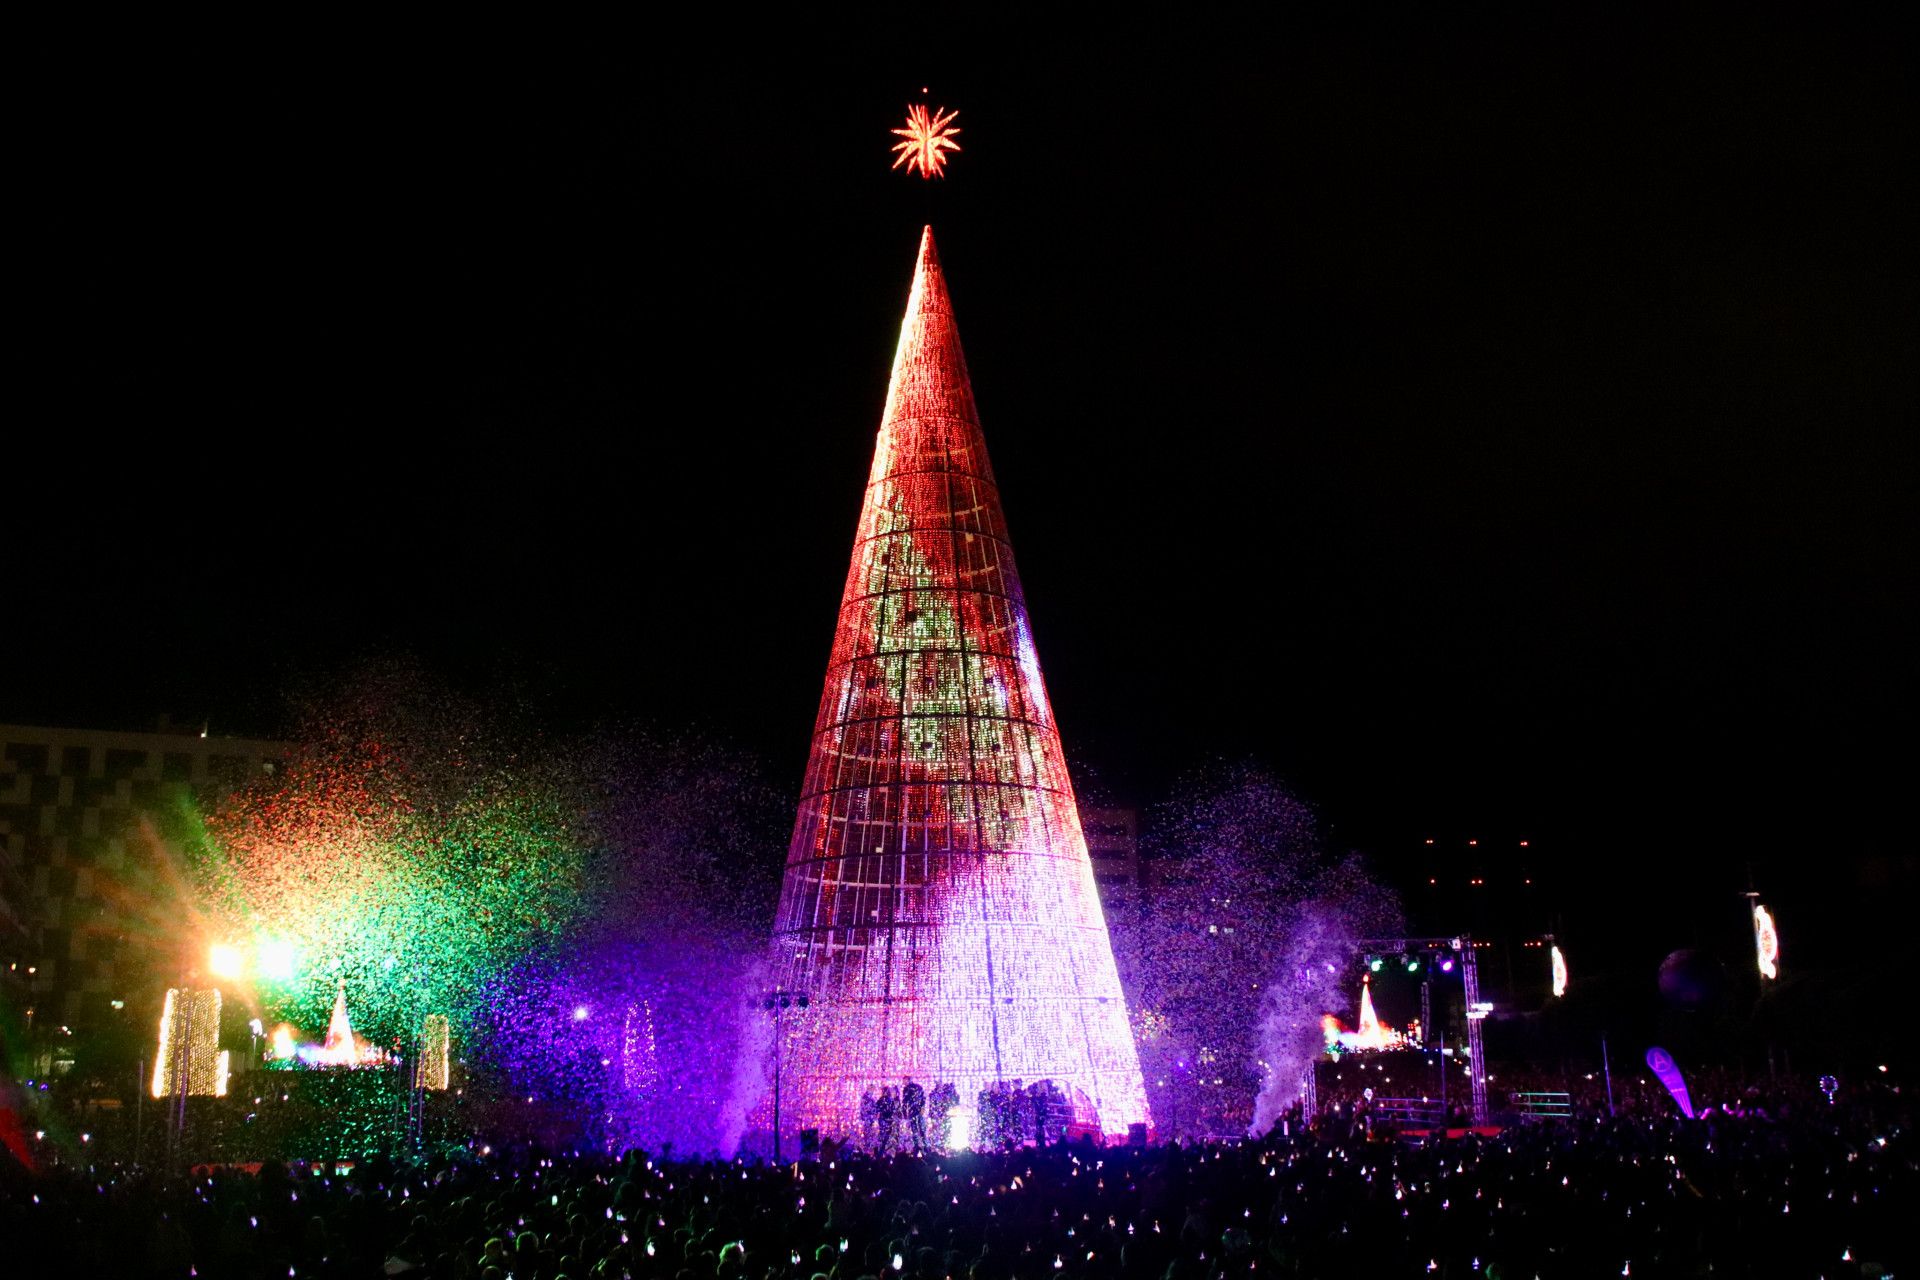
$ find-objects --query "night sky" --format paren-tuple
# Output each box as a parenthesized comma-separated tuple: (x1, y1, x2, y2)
(13, 25, 1912, 969)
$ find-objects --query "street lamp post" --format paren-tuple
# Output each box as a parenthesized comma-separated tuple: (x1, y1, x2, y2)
(762, 989, 810, 1162)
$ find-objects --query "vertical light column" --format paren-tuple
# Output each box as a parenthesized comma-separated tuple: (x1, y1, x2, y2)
(417, 1014, 451, 1091)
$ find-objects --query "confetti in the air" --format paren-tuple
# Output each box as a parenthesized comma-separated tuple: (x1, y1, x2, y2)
(173, 661, 788, 1156)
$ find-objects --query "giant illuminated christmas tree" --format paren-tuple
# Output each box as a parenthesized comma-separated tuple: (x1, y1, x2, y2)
(768, 219, 1150, 1145)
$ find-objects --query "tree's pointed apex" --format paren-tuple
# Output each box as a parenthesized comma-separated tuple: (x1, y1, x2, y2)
(906, 225, 950, 317)
(904, 224, 949, 324)
(881, 225, 973, 442)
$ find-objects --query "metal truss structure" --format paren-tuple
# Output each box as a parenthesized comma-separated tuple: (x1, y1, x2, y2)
(1354, 935, 1489, 1126)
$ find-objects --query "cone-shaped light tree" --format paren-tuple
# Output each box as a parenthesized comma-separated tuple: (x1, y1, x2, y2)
(769, 227, 1150, 1144)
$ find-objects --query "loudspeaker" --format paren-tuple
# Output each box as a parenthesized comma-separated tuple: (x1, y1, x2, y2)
(799, 1127, 820, 1155)
(1128, 1123, 1148, 1148)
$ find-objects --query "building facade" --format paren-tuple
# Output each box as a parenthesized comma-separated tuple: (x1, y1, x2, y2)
(0, 721, 286, 1057)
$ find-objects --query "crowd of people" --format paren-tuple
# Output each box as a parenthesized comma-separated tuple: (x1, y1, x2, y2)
(3, 1070, 1907, 1279)
(1312, 1057, 1836, 1130)
(972, 1080, 1071, 1151)
(857, 1082, 950, 1156)
(856, 1081, 1074, 1157)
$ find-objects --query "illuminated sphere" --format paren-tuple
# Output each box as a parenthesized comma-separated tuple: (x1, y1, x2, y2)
(1656, 949, 1726, 1009)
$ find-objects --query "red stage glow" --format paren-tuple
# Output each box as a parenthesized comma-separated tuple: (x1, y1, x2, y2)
(768, 227, 1149, 1143)
(890, 103, 962, 179)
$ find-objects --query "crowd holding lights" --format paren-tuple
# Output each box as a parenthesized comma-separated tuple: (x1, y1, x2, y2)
(12, 1075, 1910, 1278)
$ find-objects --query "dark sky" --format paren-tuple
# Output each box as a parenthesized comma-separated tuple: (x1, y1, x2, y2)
(13, 24, 1913, 962)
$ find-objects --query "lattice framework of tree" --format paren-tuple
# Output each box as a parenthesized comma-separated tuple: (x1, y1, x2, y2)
(769, 226, 1150, 1143)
